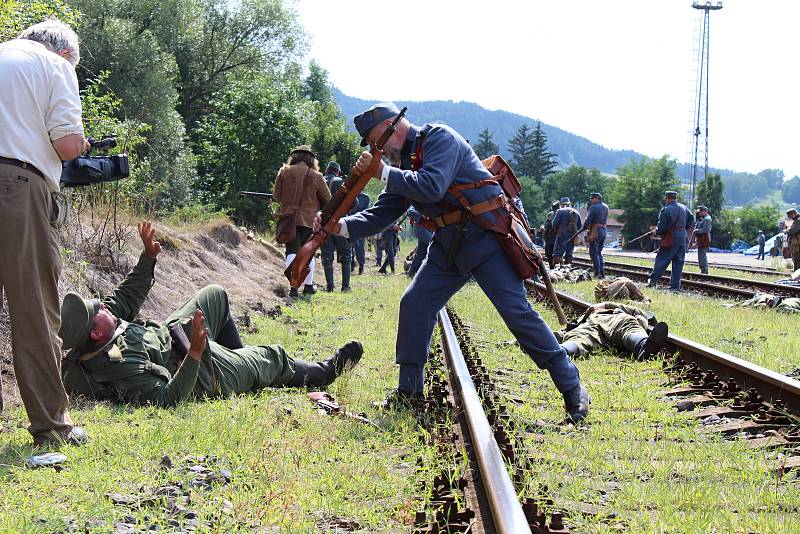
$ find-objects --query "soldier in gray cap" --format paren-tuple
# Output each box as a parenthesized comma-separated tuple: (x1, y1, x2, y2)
(648, 191, 694, 290)
(552, 197, 582, 265)
(316, 103, 589, 423)
(541, 200, 560, 269)
(582, 192, 609, 277)
(787, 208, 800, 271)
(59, 221, 363, 406)
(693, 205, 712, 274)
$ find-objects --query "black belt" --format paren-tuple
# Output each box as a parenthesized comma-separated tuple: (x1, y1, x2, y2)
(0, 157, 44, 179)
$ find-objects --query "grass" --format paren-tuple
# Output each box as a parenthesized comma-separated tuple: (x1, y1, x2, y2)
(449, 282, 800, 533)
(1, 244, 798, 532)
(0, 267, 437, 532)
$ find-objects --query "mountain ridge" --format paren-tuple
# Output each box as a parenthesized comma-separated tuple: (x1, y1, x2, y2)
(333, 88, 735, 178)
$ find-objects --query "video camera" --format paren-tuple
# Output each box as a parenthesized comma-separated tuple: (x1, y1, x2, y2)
(60, 136, 129, 187)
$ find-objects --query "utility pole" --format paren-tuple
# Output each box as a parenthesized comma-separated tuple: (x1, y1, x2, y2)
(687, 1, 722, 210)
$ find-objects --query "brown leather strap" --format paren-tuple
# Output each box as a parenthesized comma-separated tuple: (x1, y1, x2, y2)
(432, 195, 505, 228)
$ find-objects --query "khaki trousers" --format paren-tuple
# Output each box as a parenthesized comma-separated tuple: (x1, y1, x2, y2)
(0, 163, 72, 440)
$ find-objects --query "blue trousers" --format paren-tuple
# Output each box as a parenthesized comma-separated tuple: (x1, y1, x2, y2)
(352, 239, 366, 267)
(553, 235, 575, 262)
(588, 227, 607, 277)
(396, 236, 580, 395)
(380, 235, 397, 272)
(650, 245, 686, 289)
(375, 237, 383, 265)
(408, 227, 433, 276)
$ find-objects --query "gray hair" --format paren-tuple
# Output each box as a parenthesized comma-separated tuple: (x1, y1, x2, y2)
(18, 19, 80, 67)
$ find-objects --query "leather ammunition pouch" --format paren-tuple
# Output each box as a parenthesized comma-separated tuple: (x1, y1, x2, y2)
(696, 233, 710, 249)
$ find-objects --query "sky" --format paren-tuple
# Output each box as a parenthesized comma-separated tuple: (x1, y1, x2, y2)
(296, 0, 799, 179)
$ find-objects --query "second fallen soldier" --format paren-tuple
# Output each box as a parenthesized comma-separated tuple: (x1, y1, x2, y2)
(316, 103, 589, 423)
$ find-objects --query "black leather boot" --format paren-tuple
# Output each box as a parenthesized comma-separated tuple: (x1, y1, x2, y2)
(563, 385, 590, 424)
(624, 322, 669, 360)
(286, 340, 364, 388)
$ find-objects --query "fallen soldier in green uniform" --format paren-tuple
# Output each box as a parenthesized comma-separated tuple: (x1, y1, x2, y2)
(594, 276, 648, 303)
(556, 302, 669, 360)
(59, 221, 363, 406)
(731, 293, 800, 314)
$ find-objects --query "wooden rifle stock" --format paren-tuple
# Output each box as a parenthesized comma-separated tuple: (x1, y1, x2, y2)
(531, 248, 568, 325)
(285, 107, 408, 287)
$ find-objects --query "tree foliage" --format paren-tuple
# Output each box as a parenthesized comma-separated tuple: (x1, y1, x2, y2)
(473, 128, 499, 160)
(542, 166, 607, 209)
(0, 0, 78, 41)
(607, 155, 680, 245)
(508, 122, 558, 184)
(782, 176, 800, 204)
(695, 172, 724, 217)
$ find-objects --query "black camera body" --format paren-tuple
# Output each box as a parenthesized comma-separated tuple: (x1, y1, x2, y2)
(60, 137, 130, 187)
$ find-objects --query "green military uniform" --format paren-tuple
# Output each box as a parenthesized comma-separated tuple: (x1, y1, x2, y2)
(735, 293, 800, 314)
(61, 254, 297, 406)
(594, 277, 648, 302)
(555, 302, 657, 358)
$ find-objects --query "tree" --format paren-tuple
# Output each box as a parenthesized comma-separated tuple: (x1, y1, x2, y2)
(757, 168, 784, 190)
(782, 176, 800, 204)
(473, 128, 500, 160)
(517, 177, 546, 226)
(0, 0, 78, 41)
(508, 122, 558, 184)
(529, 122, 558, 185)
(542, 166, 607, 209)
(695, 172, 724, 217)
(193, 73, 312, 229)
(607, 155, 679, 245)
(735, 206, 781, 244)
(508, 124, 535, 177)
(301, 64, 360, 172)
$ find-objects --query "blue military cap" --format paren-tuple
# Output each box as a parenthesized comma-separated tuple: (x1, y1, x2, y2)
(353, 102, 401, 146)
(590, 192, 602, 200)
(560, 197, 571, 205)
(665, 190, 678, 199)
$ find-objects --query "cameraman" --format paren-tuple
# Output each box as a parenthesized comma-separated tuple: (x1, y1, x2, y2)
(0, 19, 89, 447)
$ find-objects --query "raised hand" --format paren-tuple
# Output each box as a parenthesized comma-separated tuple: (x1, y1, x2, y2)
(187, 309, 207, 362)
(138, 220, 162, 259)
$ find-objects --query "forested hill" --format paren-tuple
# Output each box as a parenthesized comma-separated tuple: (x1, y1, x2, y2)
(333, 88, 645, 174)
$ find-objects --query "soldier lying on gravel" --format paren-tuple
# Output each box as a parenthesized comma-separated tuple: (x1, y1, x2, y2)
(594, 277, 649, 303)
(730, 294, 800, 314)
(556, 302, 669, 360)
(59, 221, 363, 407)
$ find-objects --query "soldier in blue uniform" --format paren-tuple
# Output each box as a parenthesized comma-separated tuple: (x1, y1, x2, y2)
(407, 206, 433, 276)
(648, 191, 694, 291)
(552, 197, 582, 265)
(320, 162, 354, 292)
(582, 192, 609, 278)
(316, 103, 589, 422)
(350, 191, 371, 274)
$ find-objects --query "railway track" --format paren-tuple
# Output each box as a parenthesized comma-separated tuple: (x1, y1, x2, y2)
(413, 308, 570, 533)
(525, 280, 800, 471)
(569, 257, 800, 298)
(591, 252, 787, 276)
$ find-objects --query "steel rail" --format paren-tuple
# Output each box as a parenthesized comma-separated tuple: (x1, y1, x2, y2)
(570, 261, 755, 298)
(584, 252, 786, 276)
(526, 281, 800, 418)
(437, 308, 532, 534)
(571, 257, 799, 297)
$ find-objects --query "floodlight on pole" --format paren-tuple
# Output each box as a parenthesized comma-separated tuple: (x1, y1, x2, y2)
(686, 1, 722, 210)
